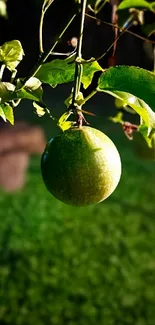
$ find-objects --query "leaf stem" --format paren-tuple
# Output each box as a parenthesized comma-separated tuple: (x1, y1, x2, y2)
(11, 70, 17, 83)
(72, 0, 87, 106)
(39, 9, 45, 53)
(0, 64, 5, 81)
(39, 0, 55, 53)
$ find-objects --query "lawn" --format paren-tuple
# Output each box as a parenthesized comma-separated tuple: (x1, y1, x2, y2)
(0, 86, 155, 325)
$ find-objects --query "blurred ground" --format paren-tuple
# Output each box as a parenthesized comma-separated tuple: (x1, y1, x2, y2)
(0, 85, 155, 325)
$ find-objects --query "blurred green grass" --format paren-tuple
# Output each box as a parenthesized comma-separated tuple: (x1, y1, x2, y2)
(0, 87, 155, 325)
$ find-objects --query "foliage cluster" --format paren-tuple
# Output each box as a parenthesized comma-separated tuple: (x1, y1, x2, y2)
(0, 0, 154, 144)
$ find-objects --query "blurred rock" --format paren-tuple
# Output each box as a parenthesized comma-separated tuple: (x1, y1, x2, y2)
(0, 122, 46, 154)
(0, 121, 46, 193)
(0, 151, 29, 192)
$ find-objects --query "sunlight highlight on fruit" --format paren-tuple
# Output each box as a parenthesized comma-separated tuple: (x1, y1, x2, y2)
(41, 126, 122, 206)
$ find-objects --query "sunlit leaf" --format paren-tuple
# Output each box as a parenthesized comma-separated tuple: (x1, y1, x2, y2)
(2, 104, 14, 125)
(0, 82, 15, 101)
(16, 77, 43, 101)
(36, 60, 74, 88)
(118, 0, 155, 11)
(59, 121, 76, 131)
(98, 66, 155, 131)
(81, 59, 103, 88)
(33, 102, 46, 117)
(36, 58, 103, 89)
(58, 111, 72, 125)
(58, 111, 76, 131)
(0, 40, 24, 71)
(114, 97, 136, 114)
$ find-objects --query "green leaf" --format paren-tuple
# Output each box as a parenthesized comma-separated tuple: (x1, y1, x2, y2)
(81, 59, 103, 89)
(58, 111, 72, 125)
(16, 77, 43, 101)
(59, 121, 76, 131)
(36, 60, 75, 88)
(114, 91, 154, 129)
(118, 0, 155, 11)
(57, 111, 76, 131)
(33, 102, 46, 117)
(115, 97, 137, 114)
(2, 104, 14, 125)
(0, 82, 15, 101)
(0, 40, 24, 71)
(98, 66, 155, 130)
(0, 103, 14, 124)
(33, 101, 50, 117)
(36, 59, 103, 89)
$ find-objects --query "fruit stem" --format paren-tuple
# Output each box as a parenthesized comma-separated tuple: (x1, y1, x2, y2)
(71, 0, 87, 114)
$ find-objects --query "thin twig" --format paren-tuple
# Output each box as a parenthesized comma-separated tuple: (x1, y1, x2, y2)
(39, 9, 45, 53)
(50, 48, 77, 56)
(85, 13, 155, 45)
(39, 0, 55, 53)
(96, 27, 127, 61)
(71, 0, 88, 128)
(22, 13, 76, 87)
(72, 0, 87, 105)
(11, 70, 17, 83)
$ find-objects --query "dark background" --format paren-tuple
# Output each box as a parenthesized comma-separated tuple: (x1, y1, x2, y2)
(0, 0, 154, 76)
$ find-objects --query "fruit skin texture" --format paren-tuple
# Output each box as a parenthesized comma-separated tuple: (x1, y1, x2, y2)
(41, 126, 122, 206)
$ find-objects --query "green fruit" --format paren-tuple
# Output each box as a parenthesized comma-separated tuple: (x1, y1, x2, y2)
(132, 132, 155, 161)
(41, 126, 122, 206)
